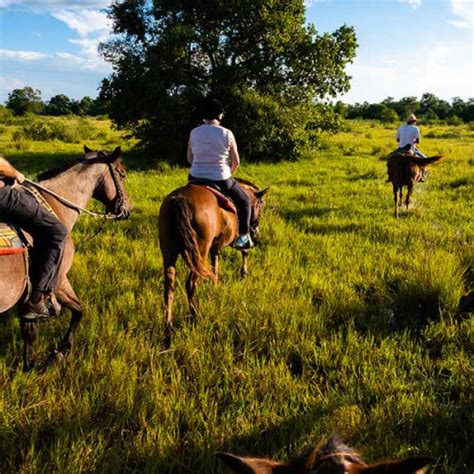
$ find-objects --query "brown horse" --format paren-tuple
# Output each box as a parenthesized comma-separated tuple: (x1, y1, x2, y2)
(387, 153, 443, 218)
(158, 179, 268, 346)
(0, 146, 132, 370)
(218, 435, 434, 473)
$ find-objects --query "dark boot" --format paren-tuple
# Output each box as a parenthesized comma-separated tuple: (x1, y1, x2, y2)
(20, 292, 51, 320)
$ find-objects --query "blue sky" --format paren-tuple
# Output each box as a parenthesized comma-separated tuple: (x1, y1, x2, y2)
(0, 0, 472, 104)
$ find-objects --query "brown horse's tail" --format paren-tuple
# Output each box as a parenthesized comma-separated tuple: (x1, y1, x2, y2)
(408, 155, 444, 168)
(169, 196, 216, 281)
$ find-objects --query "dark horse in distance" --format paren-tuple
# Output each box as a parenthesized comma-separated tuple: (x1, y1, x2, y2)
(159, 179, 268, 347)
(387, 151, 443, 217)
(0, 146, 132, 370)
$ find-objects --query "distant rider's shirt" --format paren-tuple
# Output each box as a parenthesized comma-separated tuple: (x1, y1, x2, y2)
(189, 124, 235, 181)
(396, 124, 420, 148)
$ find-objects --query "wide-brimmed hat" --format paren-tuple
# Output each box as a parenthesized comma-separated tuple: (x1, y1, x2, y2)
(407, 114, 417, 123)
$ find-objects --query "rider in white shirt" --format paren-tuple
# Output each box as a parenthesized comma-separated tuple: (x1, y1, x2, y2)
(395, 114, 428, 181)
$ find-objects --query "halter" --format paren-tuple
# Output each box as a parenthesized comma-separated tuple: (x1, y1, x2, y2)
(311, 451, 365, 471)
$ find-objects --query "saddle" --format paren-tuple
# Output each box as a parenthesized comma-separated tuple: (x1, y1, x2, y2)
(189, 181, 237, 214)
(0, 184, 57, 257)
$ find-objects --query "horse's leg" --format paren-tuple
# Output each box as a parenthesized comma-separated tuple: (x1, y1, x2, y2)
(210, 248, 219, 281)
(393, 185, 399, 218)
(163, 254, 177, 349)
(405, 182, 414, 210)
(53, 278, 83, 357)
(241, 250, 249, 278)
(20, 317, 37, 371)
(185, 271, 199, 322)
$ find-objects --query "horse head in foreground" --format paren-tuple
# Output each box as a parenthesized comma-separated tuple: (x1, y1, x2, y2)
(158, 178, 269, 347)
(0, 145, 131, 370)
(387, 152, 443, 218)
(218, 435, 433, 473)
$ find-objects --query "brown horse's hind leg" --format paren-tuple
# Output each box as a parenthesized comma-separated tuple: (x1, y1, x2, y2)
(405, 182, 414, 210)
(163, 256, 177, 349)
(241, 250, 249, 278)
(54, 278, 83, 357)
(20, 317, 37, 371)
(185, 271, 199, 321)
(210, 248, 219, 281)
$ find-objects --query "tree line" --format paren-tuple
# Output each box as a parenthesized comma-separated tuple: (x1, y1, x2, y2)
(337, 93, 474, 124)
(3, 87, 108, 117)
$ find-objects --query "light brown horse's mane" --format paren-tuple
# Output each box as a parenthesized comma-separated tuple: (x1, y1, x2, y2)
(236, 177, 259, 191)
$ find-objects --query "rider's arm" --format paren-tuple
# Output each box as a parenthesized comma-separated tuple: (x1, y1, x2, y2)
(415, 127, 420, 144)
(186, 139, 193, 165)
(0, 156, 25, 183)
(229, 132, 240, 173)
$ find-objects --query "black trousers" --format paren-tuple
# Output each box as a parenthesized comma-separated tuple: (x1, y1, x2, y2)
(189, 175, 251, 235)
(0, 184, 67, 293)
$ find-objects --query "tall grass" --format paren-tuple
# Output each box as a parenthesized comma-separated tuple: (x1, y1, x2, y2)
(0, 117, 472, 473)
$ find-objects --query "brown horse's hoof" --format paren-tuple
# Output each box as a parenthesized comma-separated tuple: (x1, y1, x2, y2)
(164, 325, 174, 349)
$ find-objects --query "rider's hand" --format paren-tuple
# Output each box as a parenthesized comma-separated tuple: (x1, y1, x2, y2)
(14, 171, 25, 184)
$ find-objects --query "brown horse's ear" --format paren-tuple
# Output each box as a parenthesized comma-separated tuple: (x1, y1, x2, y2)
(363, 456, 434, 473)
(109, 146, 122, 162)
(84, 145, 93, 154)
(217, 452, 285, 473)
(255, 187, 270, 199)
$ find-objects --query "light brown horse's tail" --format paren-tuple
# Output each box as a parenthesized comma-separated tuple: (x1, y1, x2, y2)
(408, 155, 444, 168)
(169, 196, 216, 281)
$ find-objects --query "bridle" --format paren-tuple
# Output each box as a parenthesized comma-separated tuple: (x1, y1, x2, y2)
(23, 156, 127, 220)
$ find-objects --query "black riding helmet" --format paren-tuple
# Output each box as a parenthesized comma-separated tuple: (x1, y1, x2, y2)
(202, 98, 225, 120)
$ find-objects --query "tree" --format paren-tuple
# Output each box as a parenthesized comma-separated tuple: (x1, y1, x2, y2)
(100, 0, 357, 162)
(44, 94, 74, 116)
(6, 87, 44, 116)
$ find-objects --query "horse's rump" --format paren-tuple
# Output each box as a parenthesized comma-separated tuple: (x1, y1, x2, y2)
(0, 252, 28, 313)
(160, 187, 217, 280)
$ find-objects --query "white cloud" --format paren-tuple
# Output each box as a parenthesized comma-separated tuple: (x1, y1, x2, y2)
(399, 0, 422, 9)
(0, 48, 48, 61)
(448, 0, 473, 28)
(0, 1, 112, 11)
(52, 9, 111, 37)
(342, 39, 473, 103)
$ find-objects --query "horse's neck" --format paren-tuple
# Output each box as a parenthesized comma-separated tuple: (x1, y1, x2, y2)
(40, 163, 107, 231)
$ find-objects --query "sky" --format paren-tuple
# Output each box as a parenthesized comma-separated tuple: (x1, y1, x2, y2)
(0, 0, 472, 104)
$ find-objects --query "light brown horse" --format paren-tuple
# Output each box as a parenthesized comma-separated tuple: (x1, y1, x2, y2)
(218, 435, 434, 473)
(0, 146, 132, 370)
(158, 179, 268, 347)
(387, 153, 443, 218)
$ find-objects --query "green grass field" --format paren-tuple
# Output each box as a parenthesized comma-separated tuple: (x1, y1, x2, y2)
(0, 116, 472, 473)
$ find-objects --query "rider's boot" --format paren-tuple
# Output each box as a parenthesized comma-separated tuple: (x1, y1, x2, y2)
(21, 291, 51, 319)
(234, 234, 254, 250)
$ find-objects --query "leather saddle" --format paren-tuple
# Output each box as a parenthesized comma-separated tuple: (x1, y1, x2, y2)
(188, 180, 237, 214)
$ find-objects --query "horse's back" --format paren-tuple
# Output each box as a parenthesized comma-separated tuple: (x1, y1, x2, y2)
(0, 253, 28, 313)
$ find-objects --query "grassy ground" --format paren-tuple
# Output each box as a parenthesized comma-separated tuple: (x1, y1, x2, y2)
(0, 116, 472, 473)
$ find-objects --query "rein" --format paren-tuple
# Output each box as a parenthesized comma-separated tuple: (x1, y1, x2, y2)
(22, 168, 125, 220)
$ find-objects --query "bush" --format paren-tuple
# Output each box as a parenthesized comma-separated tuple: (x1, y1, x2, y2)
(20, 117, 98, 143)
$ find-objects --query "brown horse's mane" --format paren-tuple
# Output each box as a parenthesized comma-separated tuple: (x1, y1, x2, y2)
(236, 177, 259, 191)
(36, 158, 83, 181)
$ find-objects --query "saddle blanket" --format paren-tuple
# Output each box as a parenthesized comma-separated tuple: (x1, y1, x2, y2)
(192, 184, 237, 214)
(0, 223, 25, 255)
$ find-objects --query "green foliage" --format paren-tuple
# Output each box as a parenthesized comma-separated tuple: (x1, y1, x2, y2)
(10, 116, 112, 144)
(99, 0, 357, 162)
(345, 93, 474, 124)
(5, 86, 44, 116)
(44, 94, 74, 116)
(0, 118, 472, 472)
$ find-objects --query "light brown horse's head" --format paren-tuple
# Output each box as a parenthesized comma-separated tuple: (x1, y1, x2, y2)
(236, 178, 269, 240)
(218, 435, 433, 474)
(84, 145, 132, 219)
